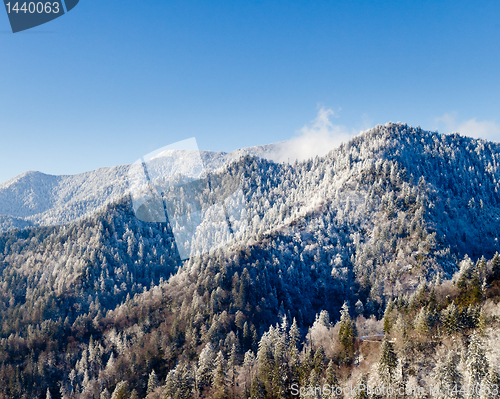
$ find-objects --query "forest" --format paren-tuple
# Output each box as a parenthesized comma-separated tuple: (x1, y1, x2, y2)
(1, 123, 500, 398)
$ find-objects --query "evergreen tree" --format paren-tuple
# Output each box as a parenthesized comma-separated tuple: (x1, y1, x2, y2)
(491, 252, 500, 281)
(272, 322, 288, 397)
(378, 337, 398, 385)
(289, 318, 301, 386)
(147, 370, 160, 395)
(354, 374, 369, 399)
(164, 368, 179, 398)
(433, 348, 463, 399)
(110, 381, 129, 399)
(469, 270, 483, 304)
(338, 302, 357, 365)
(228, 343, 238, 397)
(325, 360, 340, 398)
(480, 367, 499, 399)
(317, 310, 331, 327)
(443, 302, 459, 335)
(383, 299, 394, 334)
(256, 331, 274, 393)
(243, 322, 251, 350)
(414, 306, 430, 338)
(313, 347, 325, 375)
(250, 373, 265, 399)
(212, 351, 228, 399)
(197, 342, 215, 389)
(355, 299, 364, 316)
(457, 256, 474, 290)
(466, 332, 489, 395)
(289, 318, 300, 355)
(477, 307, 487, 336)
(301, 369, 320, 399)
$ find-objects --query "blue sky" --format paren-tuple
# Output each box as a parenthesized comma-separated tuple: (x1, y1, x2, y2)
(1, 0, 500, 183)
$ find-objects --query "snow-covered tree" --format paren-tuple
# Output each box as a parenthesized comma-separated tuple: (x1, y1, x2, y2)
(338, 302, 357, 365)
(212, 351, 228, 399)
(378, 337, 398, 385)
(147, 370, 160, 395)
(197, 342, 216, 389)
(433, 348, 463, 399)
(466, 332, 489, 394)
(110, 381, 129, 399)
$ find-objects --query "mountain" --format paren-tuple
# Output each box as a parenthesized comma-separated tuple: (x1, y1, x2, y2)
(1, 123, 500, 399)
(0, 142, 285, 231)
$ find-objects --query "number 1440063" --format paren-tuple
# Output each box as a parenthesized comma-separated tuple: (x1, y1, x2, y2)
(6, 2, 60, 14)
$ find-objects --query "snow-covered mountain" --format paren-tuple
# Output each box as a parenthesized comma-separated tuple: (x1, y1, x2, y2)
(3, 123, 500, 399)
(0, 142, 286, 230)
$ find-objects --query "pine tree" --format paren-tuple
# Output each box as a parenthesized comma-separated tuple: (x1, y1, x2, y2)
(354, 374, 369, 399)
(289, 318, 300, 355)
(317, 310, 331, 327)
(313, 347, 325, 375)
(147, 370, 160, 395)
(250, 373, 265, 399)
(164, 364, 194, 399)
(491, 252, 500, 281)
(164, 368, 179, 398)
(110, 381, 129, 399)
(414, 306, 430, 338)
(469, 270, 482, 304)
(457, 256, 474, 290)
(480, 367, 499, 399)
(338, 302, 357, 365)
(271, 323, 287, 397)
(243, 321, 251, 350)
(302, 369, 320, 399)
(429, 287, 438, 312)
(443, 302, 459, 335)
(466, 332, 489, 395)
(179, 365, 195, 399)
(59, 384, 70, 399)
(213, 351, 228, 399)
(477, 308, 487, 336)
(355, 299, 364, 316)
(228, 343, 238, 397)
(197, 342, 215, 389)
(383, 299, 394, 334)
(256, 331, 274, 392)
(433, 348, 463, 399)
(289, 318, 301, 386)
(378, 337, 398, 385)
(325, 360, 340, 398)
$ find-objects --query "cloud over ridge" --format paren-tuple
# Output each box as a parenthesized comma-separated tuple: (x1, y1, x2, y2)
(268, 107, 358, 163)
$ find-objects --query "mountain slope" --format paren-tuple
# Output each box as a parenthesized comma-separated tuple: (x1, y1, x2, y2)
(0, 143, 286, 231)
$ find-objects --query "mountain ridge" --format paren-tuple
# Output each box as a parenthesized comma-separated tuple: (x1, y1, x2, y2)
(0, 141, 288, 231)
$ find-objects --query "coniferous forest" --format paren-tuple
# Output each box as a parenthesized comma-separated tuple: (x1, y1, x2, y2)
(2, 123, 500, 398)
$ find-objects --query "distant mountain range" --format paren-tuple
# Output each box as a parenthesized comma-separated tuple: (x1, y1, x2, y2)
(0, 142, 285, 231)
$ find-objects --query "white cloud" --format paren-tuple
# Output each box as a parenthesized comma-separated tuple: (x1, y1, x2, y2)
(268, 107, 359, 163)
(435, 113, 500, 142)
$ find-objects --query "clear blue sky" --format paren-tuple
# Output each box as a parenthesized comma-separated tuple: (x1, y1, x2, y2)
(1, 0, 500, 183)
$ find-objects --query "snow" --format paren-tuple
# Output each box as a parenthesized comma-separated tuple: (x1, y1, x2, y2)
(0, 142, 289, 231)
